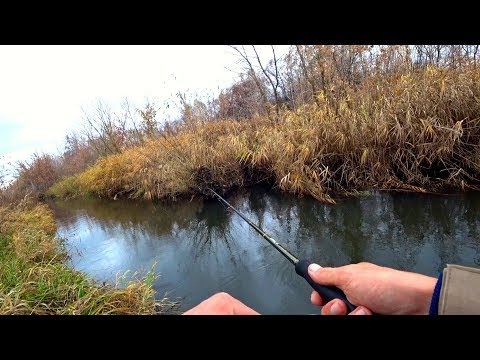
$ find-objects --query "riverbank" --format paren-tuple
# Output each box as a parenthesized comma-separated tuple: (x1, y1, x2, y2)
(48, 66, 480, 204)
(0, 198, 175, 314)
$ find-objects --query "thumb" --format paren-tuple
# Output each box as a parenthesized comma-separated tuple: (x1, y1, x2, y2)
(308, 263, 349, 288)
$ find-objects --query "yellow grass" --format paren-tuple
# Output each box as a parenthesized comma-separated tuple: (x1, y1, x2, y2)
(0, 199, 176, 314)
(49, 66, 480, 204)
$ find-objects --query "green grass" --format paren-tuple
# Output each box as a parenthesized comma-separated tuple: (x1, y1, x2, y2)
(0, 201, 177, 314)
(46, 175, 89, 199)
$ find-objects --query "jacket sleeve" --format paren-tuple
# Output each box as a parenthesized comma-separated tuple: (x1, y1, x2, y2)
(430, 264, 480, 315)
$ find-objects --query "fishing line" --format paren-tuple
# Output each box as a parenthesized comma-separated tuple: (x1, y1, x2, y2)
(209, 188, 357, 313)
(151, 126, 358, 313)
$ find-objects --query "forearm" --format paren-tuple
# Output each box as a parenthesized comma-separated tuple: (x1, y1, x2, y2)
(407, 272, 438, 315)
(383, 270, 436, 315)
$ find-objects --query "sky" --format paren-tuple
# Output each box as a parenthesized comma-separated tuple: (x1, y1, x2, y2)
(0, 45, 290, 177)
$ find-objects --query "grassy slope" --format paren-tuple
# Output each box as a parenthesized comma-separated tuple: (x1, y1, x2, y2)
(0, 200, 175, 314)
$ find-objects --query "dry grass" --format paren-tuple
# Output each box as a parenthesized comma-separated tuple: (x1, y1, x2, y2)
(48, 66, 480, 204)
(0, 199, 177, 314)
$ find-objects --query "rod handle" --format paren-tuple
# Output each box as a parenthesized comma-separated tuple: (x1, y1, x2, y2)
(295, 259, 356, 314)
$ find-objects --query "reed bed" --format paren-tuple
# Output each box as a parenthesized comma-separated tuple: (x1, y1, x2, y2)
(48, 66, 480, 204)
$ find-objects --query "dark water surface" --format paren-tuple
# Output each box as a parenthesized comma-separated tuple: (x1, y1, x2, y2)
(48, 189, 480, 314)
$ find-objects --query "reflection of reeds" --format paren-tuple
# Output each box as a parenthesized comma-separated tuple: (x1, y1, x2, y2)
(50, 187, 480, 292)
(187, 201, 238, 262)
(49, 197, 202, 237)
(50, 196, 242, 263)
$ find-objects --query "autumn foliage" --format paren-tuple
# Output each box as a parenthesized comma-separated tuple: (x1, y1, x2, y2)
(7, 45, 480, 204)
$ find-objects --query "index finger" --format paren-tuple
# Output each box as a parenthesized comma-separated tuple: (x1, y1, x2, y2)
(311, 290, 325, 306)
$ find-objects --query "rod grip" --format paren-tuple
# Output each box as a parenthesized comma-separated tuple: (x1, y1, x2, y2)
(295, 259, 356, 314)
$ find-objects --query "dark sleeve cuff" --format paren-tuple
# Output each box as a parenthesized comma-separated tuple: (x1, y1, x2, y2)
(429, 272, 443, 315)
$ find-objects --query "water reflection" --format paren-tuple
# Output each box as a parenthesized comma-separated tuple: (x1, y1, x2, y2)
(48, 189, 480, 314)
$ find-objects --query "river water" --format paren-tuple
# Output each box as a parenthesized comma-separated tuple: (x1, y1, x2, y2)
(48, 188, 480, 314)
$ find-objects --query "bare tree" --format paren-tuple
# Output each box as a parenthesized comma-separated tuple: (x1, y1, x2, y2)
(296, 45, 320, 106)
(230, 46, 290, 120)
(229, 46, 269, 112)
(82, 101, 123, 156)
(252, 45, 281, 118)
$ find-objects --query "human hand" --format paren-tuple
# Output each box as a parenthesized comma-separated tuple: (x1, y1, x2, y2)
(183, 292, 260, 315)
(308, 262, 437, 315)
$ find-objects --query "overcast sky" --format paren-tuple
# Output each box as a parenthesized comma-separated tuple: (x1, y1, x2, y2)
(0, 45, 289, 174)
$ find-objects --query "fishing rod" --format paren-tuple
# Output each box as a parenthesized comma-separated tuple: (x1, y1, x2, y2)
(154, 131, 356, 313)
(208, 188, 356, 314)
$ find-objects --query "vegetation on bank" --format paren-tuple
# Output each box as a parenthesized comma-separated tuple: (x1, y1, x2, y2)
(1, 45, 480, 315)
(48, 65, 480, 204)
(3, 45, 478, 206)
(0, 198, 176, 314)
